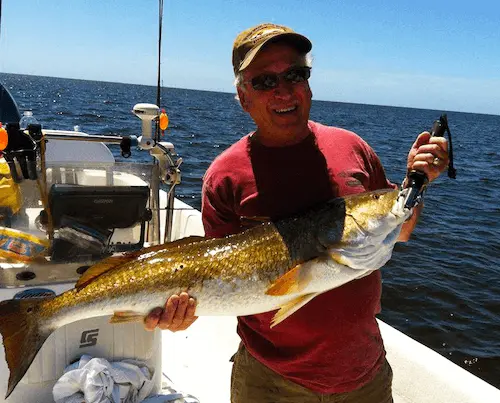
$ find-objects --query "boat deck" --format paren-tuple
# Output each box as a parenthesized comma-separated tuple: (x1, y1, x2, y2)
(162, 316, 500, 403)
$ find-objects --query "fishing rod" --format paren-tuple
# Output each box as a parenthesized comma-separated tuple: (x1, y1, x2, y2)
(152, 0, 181, 243)
(155, 0, 164, 142)
(403, 114, 457, 209)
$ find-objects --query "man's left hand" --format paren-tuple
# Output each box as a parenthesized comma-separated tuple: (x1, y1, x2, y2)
(144, 292, 198, 332)
(407, 131, 449, 183)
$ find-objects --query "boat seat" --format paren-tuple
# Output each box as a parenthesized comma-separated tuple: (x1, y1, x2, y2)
(45, 138, 115, 167)
(0, 83, 21, 124)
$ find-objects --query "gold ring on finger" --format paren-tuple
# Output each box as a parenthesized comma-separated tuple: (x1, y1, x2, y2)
(432, 157, 441, 166)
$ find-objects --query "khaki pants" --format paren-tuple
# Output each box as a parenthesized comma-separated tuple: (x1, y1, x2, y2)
(231, 345, 393, 403)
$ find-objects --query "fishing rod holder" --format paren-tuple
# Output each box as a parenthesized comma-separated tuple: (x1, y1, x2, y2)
(2, 122, 40, 182)
(150, 142, 182, 185)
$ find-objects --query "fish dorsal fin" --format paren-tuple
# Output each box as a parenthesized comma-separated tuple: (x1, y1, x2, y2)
(162, 235, 205, 248)
(75, 256, 128, 289)
(265, 262, 313, 296)
(75, 235, 204, 289)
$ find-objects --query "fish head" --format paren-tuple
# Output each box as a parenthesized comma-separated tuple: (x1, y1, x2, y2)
(315, 188, 405, 249)
(342, 188, 403, 244)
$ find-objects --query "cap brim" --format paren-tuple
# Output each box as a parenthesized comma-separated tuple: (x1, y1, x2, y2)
(238, 33, 312, 72)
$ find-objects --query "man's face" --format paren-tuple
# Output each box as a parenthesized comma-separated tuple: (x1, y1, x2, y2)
(237, 43, 312, 145)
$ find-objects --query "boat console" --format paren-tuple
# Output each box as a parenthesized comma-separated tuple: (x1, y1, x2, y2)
(47, 184, 150, 230)
(44, 184, 151, 261)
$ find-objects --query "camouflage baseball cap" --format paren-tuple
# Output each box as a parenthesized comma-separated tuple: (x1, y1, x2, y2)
(232, 23, 312, 74)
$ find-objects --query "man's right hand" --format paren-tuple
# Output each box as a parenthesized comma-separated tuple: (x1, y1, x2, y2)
(144, 292, 198, 332)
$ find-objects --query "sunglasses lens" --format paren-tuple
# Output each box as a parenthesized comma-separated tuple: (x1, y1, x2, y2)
(250, 67, 311, 91)
(285, 67, 311, 83)
(251, 74, 278, 91)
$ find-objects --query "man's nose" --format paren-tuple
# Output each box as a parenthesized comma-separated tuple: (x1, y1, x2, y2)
(273, 79, 294, 98)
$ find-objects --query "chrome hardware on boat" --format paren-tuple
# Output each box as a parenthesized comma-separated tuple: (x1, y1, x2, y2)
(132, 102, 183, 242)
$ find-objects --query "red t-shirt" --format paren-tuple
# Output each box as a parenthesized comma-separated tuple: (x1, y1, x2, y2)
(201, 121, 394, 393)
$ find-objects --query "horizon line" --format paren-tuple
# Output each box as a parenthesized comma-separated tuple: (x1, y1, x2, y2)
(0, 71, 498, 118)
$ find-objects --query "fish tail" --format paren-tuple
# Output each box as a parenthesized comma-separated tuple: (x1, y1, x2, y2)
(0, 298, 52, 398)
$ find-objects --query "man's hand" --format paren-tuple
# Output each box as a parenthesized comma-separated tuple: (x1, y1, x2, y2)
(399, 131, 449, 241)
(407, 132, 449, 183)
(144, 292, 198, 332)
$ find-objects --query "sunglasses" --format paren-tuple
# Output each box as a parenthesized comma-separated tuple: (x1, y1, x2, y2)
(246, 66, 311, 91)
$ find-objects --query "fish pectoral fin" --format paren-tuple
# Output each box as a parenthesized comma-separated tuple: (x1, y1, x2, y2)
(329, 252, 344, 265)
(265, 262, 314, 296)
(271, 293, 320, 328)
(110, 311, 145, 324)
(329, 251, 357, 267)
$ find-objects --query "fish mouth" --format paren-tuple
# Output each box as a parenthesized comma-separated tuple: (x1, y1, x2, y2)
(393, 189, 414, 218)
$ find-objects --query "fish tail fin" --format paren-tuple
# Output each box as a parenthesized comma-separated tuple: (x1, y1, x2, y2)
(0, 299, 52, 398)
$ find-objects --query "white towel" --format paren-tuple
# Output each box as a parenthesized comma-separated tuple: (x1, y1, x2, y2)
(143, 375, 200, 403)
(52, 354, 155, 403)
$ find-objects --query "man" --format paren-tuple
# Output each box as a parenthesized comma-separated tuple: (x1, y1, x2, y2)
(145, 23, 449, 402)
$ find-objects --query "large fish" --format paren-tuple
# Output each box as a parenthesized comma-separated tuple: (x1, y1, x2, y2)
(0, 187, 410, 398)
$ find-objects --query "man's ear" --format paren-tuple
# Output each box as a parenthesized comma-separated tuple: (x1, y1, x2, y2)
(237, 86, 250, 111)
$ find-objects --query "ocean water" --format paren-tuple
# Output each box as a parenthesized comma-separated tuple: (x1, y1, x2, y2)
(1, 72, 499, 389)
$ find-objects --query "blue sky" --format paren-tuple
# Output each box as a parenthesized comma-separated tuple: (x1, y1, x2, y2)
(1, 0, 499, 115)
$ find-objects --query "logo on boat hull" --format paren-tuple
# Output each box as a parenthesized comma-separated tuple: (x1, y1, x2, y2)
(79, 329, 99, 348)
